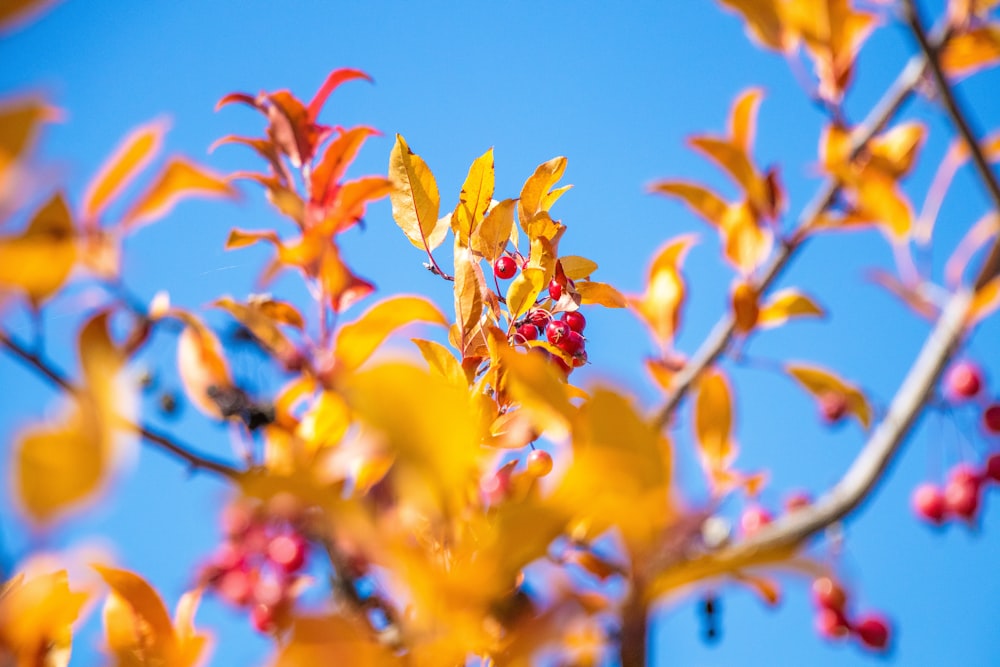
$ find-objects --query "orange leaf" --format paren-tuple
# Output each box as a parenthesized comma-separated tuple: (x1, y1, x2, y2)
(470, 198, 515, 263)
(0, 96, 57, 188)
(177, 319, 233, 418)
(648, 181, 728, 229)
(0, 192, 76, 306)
(631, 235, 696, 348)
(507, 267, 547, 321)
(732, 280, 760, 333)
(320, 175, 393, 234)
(122, 158, 237, 229)
(718, 0, 794, 51)
(307, 68, 373, 122)
(969, 276, 1000, 327)
(318, 243, 375, 313)
(333, 295, 448, 372)
(82, 118, 167, 221)
(0, 0, 59, 34)
(224, 227, 279, 250)
(0, 570, 88, 666)
(310, 126, 379, 206)
(693, 368, 737, 484)
(212, 295, 298, 362)
(722, 201, 773, 274)
(941, 24, 1000, 79)
(758, 288, 825, 328)
(388, 135, 446, 252)
(786, 363, 872, 428)
(575, 281, 627, 308)
(519, 156, 568, 228)
(411, 338, 467, 387)
(93, 565, 177, 662)
(560, 255, 599, 280)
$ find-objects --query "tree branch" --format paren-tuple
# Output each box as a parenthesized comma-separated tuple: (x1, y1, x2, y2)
(903, 0, 1000, 290)
(652, 36, 943, 430)
(0, 330, 241, 480)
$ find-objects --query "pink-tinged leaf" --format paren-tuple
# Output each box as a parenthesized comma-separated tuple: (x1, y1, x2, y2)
(693, 369, 737, 485)
(307, 68, 373, 122)
(209, 135, 293, 185)
(82, 118, 168, 222)
(758, 288, 825, 328)
(867, 269, 938, 320)
(121, 158, 238, 229)
(215, 92, 257, 112)
(786, 363, 872, 429)
(262, 90, 315, 168)
(310, 126, 380, 206)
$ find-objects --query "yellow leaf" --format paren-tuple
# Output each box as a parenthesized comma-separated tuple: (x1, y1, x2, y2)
(786, 363, 872, 428)
(0, 192, 77, 306)
(334, 295, 447, 372)
(560, 255, 598, 280)
(648, 180, 728, 228)
(453, 243, 485, 351)
(868, 122, 926, 180)
(273, 614, 399, 667)
(693, 368, 737, 482)
(213, 296, 297, 361)
(224, 228, 279, 250)
(575, 280, 627, 308)
(719, 0, 793, 51)
(296, 391, 351, 455)
(388, 134, 446, 252)
(122, 158, 236, 229)
(731, 88, 763, 151)
(411, 338, 467, 387)
(758, 288, 825, 328)
(177, 320, 233, 418)
(453, 148, 495, 245)
(507, 267, 547, 321)
(689, 137, 761, 206)
(941, 24, 1000, 78)
(470, 198, 515, 262)
(855, 176, 913, 240)
(172, 589, 210, 667)
(93, 565, 177, 663)
(82, 118, 167, 221)
(497, 345, 576, 436)
(0, 569, 88, 667)
(13, 407, 104, 523)
(631, 235, 696, 348)
(519, 156, 568, 227)
(723, 201, 773, 273)
(0, 96, 57, 188)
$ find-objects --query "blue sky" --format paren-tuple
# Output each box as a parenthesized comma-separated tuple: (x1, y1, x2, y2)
(2, 1, 1000, 665)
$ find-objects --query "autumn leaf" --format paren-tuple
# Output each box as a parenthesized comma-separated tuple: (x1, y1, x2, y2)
(758, 288, 825, 328)
(575, 281, 627, 308)
(496, 344, 577, 436)
(212, 295, 300, 363)
(631, 235, 696, 348)
(388, 134, 447, 252)
(786, 362, 872, 428)
(0, 0, 59, 34)
(940, 24, 1000, 79)
(693, 368, 737, 489)
(411, 338, 467, 387)
(309, 126, 379, 206)
(969, 275, 1000, 327)
(519, 156, 568, 227)
(333, 295, 448, 372)
(273, 613, 398, 667)
(718, 0, 794, 51)
(176, 318, 234, 418)
(649, 181, 728, 229)
(307, 68, 373, 123)
(470, 197, 515, 263)
(732, 280, 760, 333)
(82, 118, 168, 222)
(453, 148, 495, 245)
(560, 255, 599, 280)
(121, 158, 237, 229)
(507, 267, 547, 321)
(0, 569, 89, 667)
(453, 243, 485, 350)
(0, 192, 77, 306)
(0, 96, 57, 189)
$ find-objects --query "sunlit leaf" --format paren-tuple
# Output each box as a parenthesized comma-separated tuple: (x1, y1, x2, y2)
(310, 126, 379, 206)
(732, 280, 760, 333)
(333, 295, 448, 372)
(693, 368, 737, 485)
(0, 96, 57, 188)
(507, 267, 547, 321)
(273, 613, 398, 666)
(453, 243, 485, 351)
(320, 175, 393, 234)
(93, 565, 176, 664)
(224, 228, 279, 250)
(263, 90, 317, 168)
(177, 319, 234, 418)
(307, 68, 373, 122)
(758, 288, 825, 328)
(786, 362, 872, 428)
(969, 275, 1000, 327)
(296, 391, 351, 457)
(470, 197, 514, 263)
(121, 158, 237, 229)
(0, 191, 76, 306)
(497, 344, 576, 436)
(0, 569, 88, 667)
(718, 0, 793, 51)
(82, 118, 167, 221)
(575, 280, 627, 308)
(317, 242, 375, 313)
(453, 148, 495, 245)
(519, 156, 568, 227)
(941, 24, 1000, 78)
(388, 134, 446, 252)
(648, 181, 728, 229)
(631, 234, 696, 348)
(560, 255, 598, 280)
(212, 295, 298, 362)
(722, 202, 770, 273)
(411, 338, 467, 387)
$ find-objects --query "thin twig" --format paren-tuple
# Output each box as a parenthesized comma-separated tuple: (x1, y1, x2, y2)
(903, 0, 1000, 290)
(0, 330, 240, 479)
(651, 36, 942, 430)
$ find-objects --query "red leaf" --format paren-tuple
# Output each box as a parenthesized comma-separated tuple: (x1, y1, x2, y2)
(309, 126, 380, 206)
(215, 92, 257, 112)
(307, 68, 372, 122)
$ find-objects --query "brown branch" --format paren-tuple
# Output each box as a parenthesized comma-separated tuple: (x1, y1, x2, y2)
(0, 330, 240, 480)
(903, 0, 1000, 290)
(651, 36, 943, 430)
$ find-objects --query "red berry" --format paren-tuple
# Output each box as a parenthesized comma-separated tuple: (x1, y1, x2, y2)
(549, 279, 563, 301)
(267, 534, 307, 574)
(950, 462, 981, 489)
(944, 477, 979, 520)
(212, 541, 247, 572)
(784, 490, 811, 512)
(945, 360, 983, 400)
(552, 355, 572, 376)
(571, 349, 589, 368)
(985, 453, 1000, 483)
(855, 614, 890, 651)
(912, 483, 946, 524)
(545, 320, 571, 346)
(812, 576, 847, 612)
(526, 309, 551, 328)
(253, 574, 286, 607)
(983, 404, 1000, 434)
(562, 311, 586, 333)
(815, 607, 851, 640)
(819, 392, 848, 424)
(220, 502, 254, 538)
(557, 330, 585, 356)
(526, 449, 553, 477)
(516, 323, 539, 342)
(250, 603, 276, 634)
(217, 567, 253, 606)
(494, 256, 517, 280)
(739, 505, 772, 536)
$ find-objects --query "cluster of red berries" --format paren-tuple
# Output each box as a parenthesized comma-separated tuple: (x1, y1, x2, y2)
(912, 456, 1000, 524)
(811, 576, 891, 651)
(943, 360, 1000, 435)
(199, 499, 310, 634)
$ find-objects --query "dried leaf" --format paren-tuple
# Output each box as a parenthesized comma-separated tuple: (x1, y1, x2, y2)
(758, 288, 825, 328)
(82, 118, 167, 221)
(122, 158, 237, 229)
(0, 192, 76, 305)
(334, 295, 448, 372)
(388, 134, 446, 252)
(786, 363, 872, 428)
